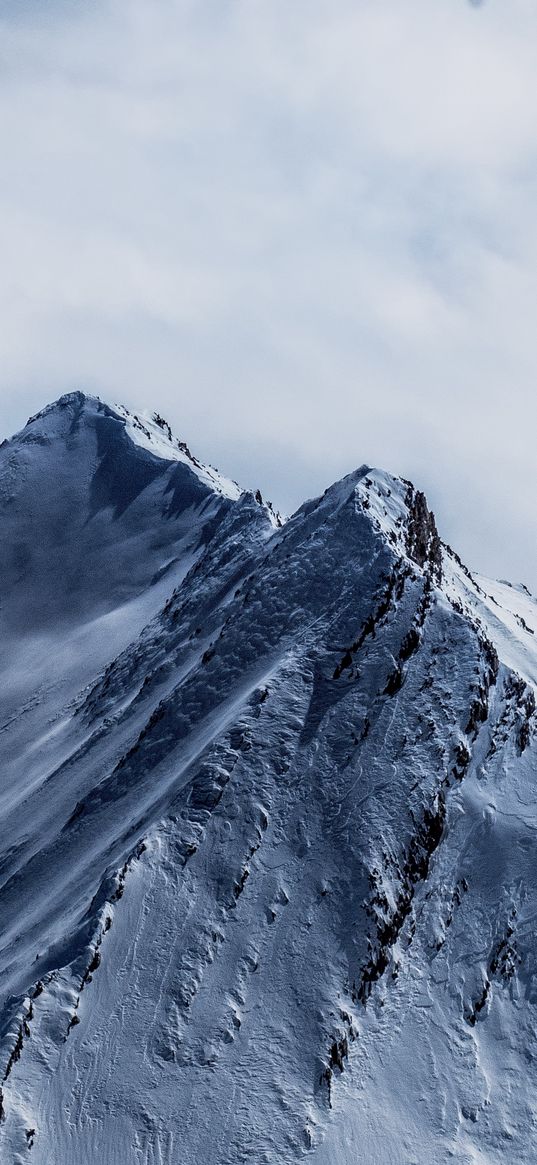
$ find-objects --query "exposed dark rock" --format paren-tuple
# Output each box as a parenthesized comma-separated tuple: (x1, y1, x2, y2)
(384, 666, 404, 697)
(358, 791, 446, 1004)
(405, 488, 442, 582)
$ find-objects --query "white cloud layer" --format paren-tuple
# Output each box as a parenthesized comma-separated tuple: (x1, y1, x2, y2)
(0, 0, 536, 585)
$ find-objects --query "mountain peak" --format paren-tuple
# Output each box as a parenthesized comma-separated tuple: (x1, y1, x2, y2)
(0, 392, 277, 633)
(291, 464, 442, 585)
(21, 392, 250, 507)
(1, 391, 537, 1165)
(355, 468, 442, 577)
(25, 390, 104, 426)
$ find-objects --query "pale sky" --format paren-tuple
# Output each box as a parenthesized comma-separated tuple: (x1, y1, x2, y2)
(1, 0, 536, 586)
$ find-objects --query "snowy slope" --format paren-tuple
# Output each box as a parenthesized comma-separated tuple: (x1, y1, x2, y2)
(0, 397, 536, 1165)
(0, 393, 277, 839)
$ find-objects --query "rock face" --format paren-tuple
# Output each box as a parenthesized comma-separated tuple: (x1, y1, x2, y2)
(0, 395, 536, 1164)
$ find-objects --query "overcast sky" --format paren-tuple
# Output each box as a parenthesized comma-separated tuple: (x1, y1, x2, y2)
(1, 0, 536, 585)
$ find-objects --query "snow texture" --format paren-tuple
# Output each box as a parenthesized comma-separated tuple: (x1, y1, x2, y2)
(0, 393, 536, 1164)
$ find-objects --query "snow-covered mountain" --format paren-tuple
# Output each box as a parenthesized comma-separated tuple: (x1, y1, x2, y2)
(0, 392, 536, 1165)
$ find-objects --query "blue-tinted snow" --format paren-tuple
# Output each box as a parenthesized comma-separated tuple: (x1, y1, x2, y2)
(0, 394, 536, 1164)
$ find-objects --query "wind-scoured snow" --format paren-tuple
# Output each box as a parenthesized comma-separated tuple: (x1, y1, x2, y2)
(0, 394, 536, 1164)
(113, 401, 244, 501)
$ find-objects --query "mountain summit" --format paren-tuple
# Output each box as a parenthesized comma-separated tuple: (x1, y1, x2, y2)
(0, 395, 536, 1164)
(0, 393, 278, 633)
